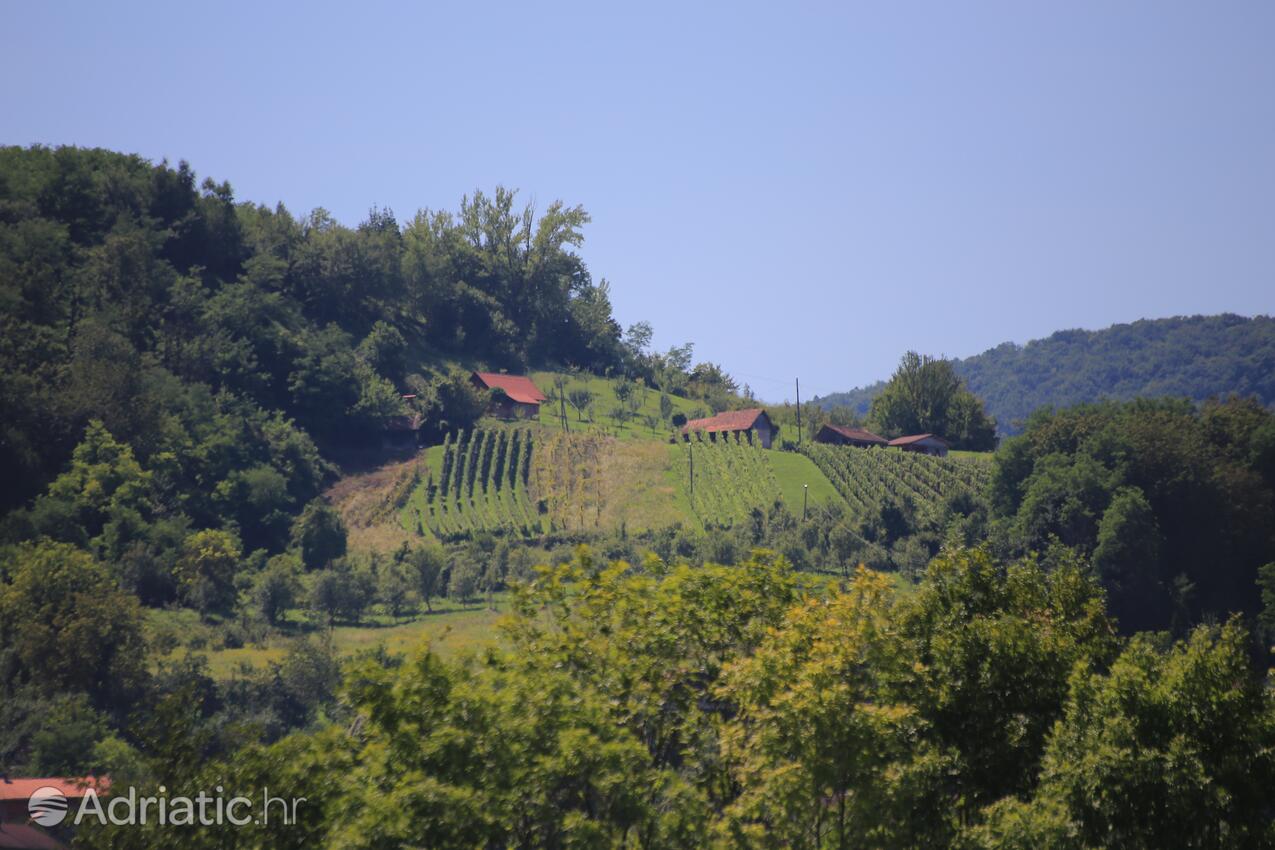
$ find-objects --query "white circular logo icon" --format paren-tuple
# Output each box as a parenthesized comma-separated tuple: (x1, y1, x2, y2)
(28, 786, 68, 827)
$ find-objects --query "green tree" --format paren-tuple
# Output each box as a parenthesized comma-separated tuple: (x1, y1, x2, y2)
(869, 351, 996, 449)
(176, 528, 241, 617)
(291, 499, 347, 570)
(252, 553, 302, 625)
(0, 540, 147, 707)
(1092, 487, 1165, 631)
(448, 559, 481, 605)
(567, 386, 595, 421)
(973, 621, 1275, 849)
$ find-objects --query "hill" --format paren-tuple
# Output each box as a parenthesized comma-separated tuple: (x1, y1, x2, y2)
(815, 314, 1275, 433)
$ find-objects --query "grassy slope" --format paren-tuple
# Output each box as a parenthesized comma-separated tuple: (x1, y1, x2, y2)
(530, 370, 707, 440)
(768, 450, 843, 512)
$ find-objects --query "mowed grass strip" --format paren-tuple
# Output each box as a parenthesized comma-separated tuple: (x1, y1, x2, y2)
(767, 450, 844, 513)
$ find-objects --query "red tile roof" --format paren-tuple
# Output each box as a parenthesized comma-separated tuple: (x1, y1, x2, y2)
(0, 777, 109, 802)
(887, 433, 950, 447)
(0, 822, 66, 849)
(471, 373, 547, 405)
(821, 424, 888, 444)
(682, 408, 769, 434)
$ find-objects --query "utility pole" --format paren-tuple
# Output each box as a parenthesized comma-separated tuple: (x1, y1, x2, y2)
(802, 483, 808, 522)
(559, 390, 569, 433)
(688, 438, 694, 499)
(795, 378, 802, 446)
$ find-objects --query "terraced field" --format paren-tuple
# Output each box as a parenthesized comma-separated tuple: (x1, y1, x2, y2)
(799, 444, 992, 525)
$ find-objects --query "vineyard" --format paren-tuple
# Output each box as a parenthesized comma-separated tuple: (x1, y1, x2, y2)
(672, 433, 787, 529)
(799, 444, 992, 525)
(400, 428, 543, 540)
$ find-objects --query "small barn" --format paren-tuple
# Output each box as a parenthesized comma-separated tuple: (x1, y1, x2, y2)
(382, 412, 424, 450)
(888, 433, 950, 457)
(815, 424, 888, 448)
(681, 408, 777, 449)
(0, 775, 110, 849)
(470, 372, 547, 420)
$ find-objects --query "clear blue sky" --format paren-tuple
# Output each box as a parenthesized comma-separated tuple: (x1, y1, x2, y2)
(4, 1, 1273, 399)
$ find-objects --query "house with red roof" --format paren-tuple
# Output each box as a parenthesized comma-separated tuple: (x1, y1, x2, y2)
(887, 433, 950, 457)
(470, 372, 547, 420)
(680, 408, 777, 449)
(0, 776, 109, 849)
(815, 424, 888, 448)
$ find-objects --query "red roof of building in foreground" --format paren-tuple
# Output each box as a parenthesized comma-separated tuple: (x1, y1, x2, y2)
(0, 777, 109, 802)
(682, 408, 769, 434)
(821, 424, 888, 444)
(471, 372, 547, 405)
(887, 433, 950, 447)
(0, 822, 66, 849)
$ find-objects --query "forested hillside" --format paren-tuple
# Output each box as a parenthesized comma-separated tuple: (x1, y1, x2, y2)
(0, 146, 637, 520)
(817, 314, 1275, 432)
(4, 147, 1275, 848)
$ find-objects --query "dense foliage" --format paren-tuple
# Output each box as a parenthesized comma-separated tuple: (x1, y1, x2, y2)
(987, 395, 1275, 633)
(818, 314, 1275, 434)
(74, 548, 1275, 849)
(0, 145, 628, 520)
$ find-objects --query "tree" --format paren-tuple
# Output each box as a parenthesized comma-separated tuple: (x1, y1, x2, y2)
(448, 559, 481, 605)
(176, 528, 242, 617)
(356, 320, 408, 383)
(252, 553, 302, 625)
(290, 499, 347, 570)
(567, 386, 594, 421)
(377, 558, 416, 621)
(1092, 487, 1165, 631)
(869, 351, 996, 449)
(1258, 561, 1275, 653)
(307, 559, 373, 625)
(406, 543, 446, 612)
(0, 541, 147, 707)
(974, 621, 1275, 849)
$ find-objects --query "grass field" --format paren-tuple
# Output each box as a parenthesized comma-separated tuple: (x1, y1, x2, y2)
(948, 449, 995, 462)
(768, 450, 843, 513)
(156, 600, 507, 679)
(529, 370, 707, 440)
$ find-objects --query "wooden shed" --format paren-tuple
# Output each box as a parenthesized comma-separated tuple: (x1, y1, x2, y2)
(470, 372, 547, 420)
(815, 424, 888, 448)
(681, 408, 777, 449)
(887, 433, 951, 457)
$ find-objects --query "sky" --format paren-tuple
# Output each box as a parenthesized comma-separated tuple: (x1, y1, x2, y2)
(3, 1, 1273, 400)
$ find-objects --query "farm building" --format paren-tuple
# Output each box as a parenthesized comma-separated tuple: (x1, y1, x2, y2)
(470, 372, 547, 419)
(681, 408, 777, 449)
(382, 412, 424, 449)
(888, 433, 950, 457)
(815, 424, 888, 448)
(0, 775, 110, 849)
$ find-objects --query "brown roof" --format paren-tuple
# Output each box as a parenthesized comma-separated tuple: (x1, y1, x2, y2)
(0, 776, 109, 802)
(820, 424, 888, 445)
(682, 408, 769, 434)
(888, 433, 950, 447)
(471, 372, 547, 405)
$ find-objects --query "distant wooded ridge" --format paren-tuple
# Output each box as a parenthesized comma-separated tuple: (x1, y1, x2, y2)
(815, 314, 1275, 433)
